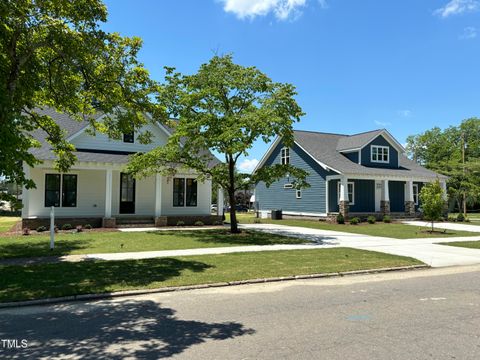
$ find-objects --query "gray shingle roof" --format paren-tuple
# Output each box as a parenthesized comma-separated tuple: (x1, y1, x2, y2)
(29, 108, 221, 167)
(294, 130, 445, 180)
(336, 129, 384, 151)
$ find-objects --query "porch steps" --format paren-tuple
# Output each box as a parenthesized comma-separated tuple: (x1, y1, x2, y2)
(116, 217, 155, 228)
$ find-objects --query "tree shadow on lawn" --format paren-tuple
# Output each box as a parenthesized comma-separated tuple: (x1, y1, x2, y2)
(0, 298, 255, 359)
(149, 229, 311, 246)
(0, 257, 214, 303)
(0, 238, 98, 259)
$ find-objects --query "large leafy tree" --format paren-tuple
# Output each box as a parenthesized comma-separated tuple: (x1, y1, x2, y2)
(0, 0, 161, 202)
(127, 55, 308, 233)
(406, 118, 480, 215)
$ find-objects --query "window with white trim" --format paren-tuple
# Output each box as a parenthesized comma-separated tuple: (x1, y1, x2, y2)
(413, 184, 419, 205)
(371, 145, 389, 163)
(338, 182, 355, 205)
(281, 147, 290, 165)
(296, 189, 302, 199)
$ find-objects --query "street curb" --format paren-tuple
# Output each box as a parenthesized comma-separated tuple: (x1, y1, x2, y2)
(0, 264, 429, 309)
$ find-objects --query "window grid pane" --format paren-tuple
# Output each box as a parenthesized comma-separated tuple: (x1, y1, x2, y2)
(173, 178, 185, 207)
(45, 174, 61, 207)
(62, 175, 77, 207)
(186, 179, 198, 207)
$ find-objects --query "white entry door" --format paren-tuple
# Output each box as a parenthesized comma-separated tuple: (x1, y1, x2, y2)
(375, 181, 382, 212)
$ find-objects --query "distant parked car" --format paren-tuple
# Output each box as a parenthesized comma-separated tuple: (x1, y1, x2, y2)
(211, 204, 218, 212)
(226, 204, 249, 212)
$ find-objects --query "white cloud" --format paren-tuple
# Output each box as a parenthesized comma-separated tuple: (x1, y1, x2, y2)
(398, 110, 412, 118)
(434, 0, 480, 18)
(219, 0, 326, 20)
(459, 26, 477, 39)
(374, 120, 391, 127)
(238, 158, 259, 173)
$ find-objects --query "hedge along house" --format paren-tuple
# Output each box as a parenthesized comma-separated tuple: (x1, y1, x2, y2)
(253, 129, 447, 220)
(22, 108, 223, 229)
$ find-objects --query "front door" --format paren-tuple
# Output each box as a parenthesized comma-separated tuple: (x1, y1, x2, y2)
(120, 173, 135, 214)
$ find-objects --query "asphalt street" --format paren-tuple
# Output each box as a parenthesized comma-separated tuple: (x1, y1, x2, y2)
(1, 265, 480, 359)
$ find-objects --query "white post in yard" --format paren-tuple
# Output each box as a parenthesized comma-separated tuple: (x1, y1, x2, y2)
(50, 206, 55, 250)
(217, 188, 224, 217)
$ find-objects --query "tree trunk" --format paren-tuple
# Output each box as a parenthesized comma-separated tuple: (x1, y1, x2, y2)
(463, 192, 467, 217)
(227, 157, 239, 234)
(431, 220, 434, 233)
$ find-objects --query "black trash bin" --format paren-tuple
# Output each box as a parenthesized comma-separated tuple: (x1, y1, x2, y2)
(271, 209, 283, 220)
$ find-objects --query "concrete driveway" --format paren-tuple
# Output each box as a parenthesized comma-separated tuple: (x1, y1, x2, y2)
(240, 223, 480, 268)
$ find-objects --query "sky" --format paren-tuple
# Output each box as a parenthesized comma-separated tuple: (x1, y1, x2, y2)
(103, 0, 480, 172)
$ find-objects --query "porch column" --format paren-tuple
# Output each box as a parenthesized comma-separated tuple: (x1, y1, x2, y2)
(217, 188, 224, 217)
(154, 174, 167, 227)
(404, 180, 415, 217)
(102, 169, 116, 228)
(339, 176, 349, 220)
(380, 180, 390, 216)
(21, 163, 30, 219)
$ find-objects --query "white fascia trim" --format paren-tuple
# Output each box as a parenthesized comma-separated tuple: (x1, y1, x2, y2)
(66, 114, 108, 142)
(252, 136, 282, 174)
(294, 141, 341, 174)
(359, 130, 405, 153)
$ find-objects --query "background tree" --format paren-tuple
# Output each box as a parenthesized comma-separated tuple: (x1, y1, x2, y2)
(0, 0, 161, 204)
(419, 180, 446, 232)
(127, 55, 309, 233)
(406, 118, 480, 216)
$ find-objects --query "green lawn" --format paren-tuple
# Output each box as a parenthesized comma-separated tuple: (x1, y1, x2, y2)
(441, 240, 480, 250)
(231, 213, 480, 239)
(0, 217, 20, 233)
(0, 229, 307, 259)
(0, 247, 423, 302)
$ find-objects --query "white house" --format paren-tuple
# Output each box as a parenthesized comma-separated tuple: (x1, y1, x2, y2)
(22, 108, 224, 229)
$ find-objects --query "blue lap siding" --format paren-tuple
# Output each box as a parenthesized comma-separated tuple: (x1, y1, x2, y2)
(255, 141, 335, 214)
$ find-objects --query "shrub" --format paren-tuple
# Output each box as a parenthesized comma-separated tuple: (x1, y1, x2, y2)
(213, 220, 223, 226)
(76, 225, 83, 232)
(456, 213, 465, 222)
(176, 220, 185, 226)
(84, 224, 92, 230)
(54, 226, 59, 233)
(36, 226, 47, 232)
(336, 214, 345, 224)
(22, 228, 30, 236)
(465, 217, 471, 223)
(367, 216, 376, 224)
(383, 215, 391, 223)
(253, 218, 262, 224)
(350, 217, 360, 225)
(194, 220, 204, 227)
(61, 223, 73, 231)
(447, 216, 456, 222)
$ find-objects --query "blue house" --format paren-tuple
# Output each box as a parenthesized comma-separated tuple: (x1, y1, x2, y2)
(253, 129, 447, 220)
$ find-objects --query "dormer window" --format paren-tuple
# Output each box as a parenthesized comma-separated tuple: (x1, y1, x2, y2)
(123, 132, 134, 143)
(371, 145, 389, 163)
(281, 147, 290, 165)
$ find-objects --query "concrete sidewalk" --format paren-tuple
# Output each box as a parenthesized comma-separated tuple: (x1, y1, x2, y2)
(403, 220, 480, 233)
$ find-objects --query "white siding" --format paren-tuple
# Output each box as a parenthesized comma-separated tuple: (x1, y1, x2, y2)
(26, 168, 212, 218)
(161, 175, 211, 216)
(71, 123, 169, 152)
(28, 168, 106, 217)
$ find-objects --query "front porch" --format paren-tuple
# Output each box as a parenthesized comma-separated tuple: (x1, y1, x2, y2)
(326, 175, 447, 220)
(22, 162, 225, 229)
